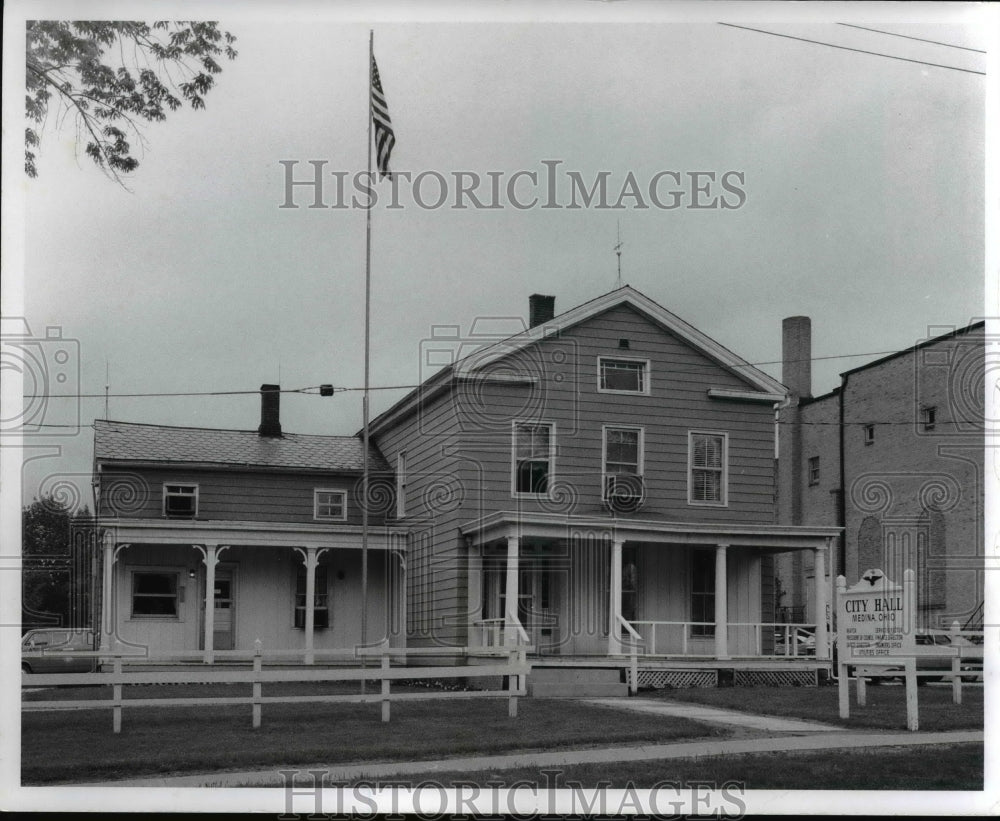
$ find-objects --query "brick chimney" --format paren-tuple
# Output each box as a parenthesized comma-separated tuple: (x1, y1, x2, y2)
(529, 294, 556, 328)
(258, 384, 282, 437)
(781, 317, 812, 400)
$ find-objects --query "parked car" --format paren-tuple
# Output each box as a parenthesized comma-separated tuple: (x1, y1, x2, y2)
(858, 631, 982, 685)
(21, 629, 97, 674)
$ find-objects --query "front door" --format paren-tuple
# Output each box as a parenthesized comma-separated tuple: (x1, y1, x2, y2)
(518, 566, 559, 654)
(212, 568, 235, 651)
(483, 563, 560, 653)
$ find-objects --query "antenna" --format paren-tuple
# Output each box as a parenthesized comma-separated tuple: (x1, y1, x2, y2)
(104, 360, 110, 420)
(613, 221, 624, 288)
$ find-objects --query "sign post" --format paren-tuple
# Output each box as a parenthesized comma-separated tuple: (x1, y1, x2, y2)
(836, 568, 918, 730)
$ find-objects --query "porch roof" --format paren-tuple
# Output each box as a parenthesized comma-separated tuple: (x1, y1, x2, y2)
(101, 518, 408, 552)
(461, 511, 839, 550)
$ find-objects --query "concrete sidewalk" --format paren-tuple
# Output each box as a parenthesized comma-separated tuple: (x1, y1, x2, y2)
(584, 697, 845, 733)
(78, 730, 982, 788)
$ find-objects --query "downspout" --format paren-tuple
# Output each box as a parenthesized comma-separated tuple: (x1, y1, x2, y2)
(837, 376, 848, 579)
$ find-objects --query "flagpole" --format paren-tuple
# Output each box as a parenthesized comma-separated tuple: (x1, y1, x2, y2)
(361, 29, 373, 656)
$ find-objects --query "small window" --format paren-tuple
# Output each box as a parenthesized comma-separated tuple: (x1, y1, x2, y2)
(921, 407, 936, 432)
(132, 572, 179, 618)
(864, 424, 875, 445)
(689, 432, 728, 506)
(294, 565, 329, 628)
(163, 484, 197, 518)
(314, 489, 347, 521)
(598, 358, 649, 394)
(690, 551, 715, 637)
(513, 422, 554, 496)
(808, 456, 820, 486)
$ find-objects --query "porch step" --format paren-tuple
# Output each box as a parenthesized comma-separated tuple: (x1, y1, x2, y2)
(527, 666, 628, 698)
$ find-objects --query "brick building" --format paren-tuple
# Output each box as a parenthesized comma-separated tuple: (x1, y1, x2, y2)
(777, 318, 985, 633)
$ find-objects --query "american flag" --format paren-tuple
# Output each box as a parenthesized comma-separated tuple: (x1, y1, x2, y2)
(370, 54, 395, 180)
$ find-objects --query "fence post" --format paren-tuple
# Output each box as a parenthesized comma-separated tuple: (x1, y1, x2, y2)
(905, 657, 919, 731)
(856, 670, 867, 707)
(112, 655, 122, 734)
(381, 655, 391, 723)
(252, 639, 262, 728)
(508, 649, 518, 718)
(950, 620, 963, 705)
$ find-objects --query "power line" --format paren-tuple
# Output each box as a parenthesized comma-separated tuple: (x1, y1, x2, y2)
(24, 418, 983, 430)
(718, 22, 985, 76)
(20, 345, 955, 401)
(836, 22, 987, 55)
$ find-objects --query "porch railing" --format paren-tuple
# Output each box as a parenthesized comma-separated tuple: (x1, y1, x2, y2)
(625, 620, 820, 658)
(473, 616, 531, 650)
(616, 615, 640, 694)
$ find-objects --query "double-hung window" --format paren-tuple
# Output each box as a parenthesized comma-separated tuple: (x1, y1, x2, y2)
(598, 357, 649, 394)
(294, 565, 330, 628)
(163, 484, 198, 518)
(603, 426, 644, 500)
(512, 422, 554, 496)
(314, 489, 347, 521)
(690, 551, 715, 637)
(688, 431, 727, 506)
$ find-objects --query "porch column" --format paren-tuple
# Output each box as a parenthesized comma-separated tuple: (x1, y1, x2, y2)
(467, 542, 483, 647)
(608, 538, 623, 655)
(202, 544, 218, 664)
(100, 534, 115, 652)
(303, 547, 318, 665)
(504, 535, 519, 646)
(395, 550, 407, 645)
(714, 544, 729, 660)
(813, 543, 829, 660)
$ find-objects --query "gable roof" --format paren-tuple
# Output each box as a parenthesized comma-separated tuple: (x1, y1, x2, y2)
(454, 286, 786, 391)
(94, 419, 390, 472)
(369, 285, 787, 434)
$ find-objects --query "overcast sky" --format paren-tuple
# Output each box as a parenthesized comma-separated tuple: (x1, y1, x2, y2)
(5, 1, 990, 508)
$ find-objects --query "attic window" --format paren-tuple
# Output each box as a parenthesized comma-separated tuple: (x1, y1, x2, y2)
(163, 484, 198, 518)
(314, 489, 347, 521)
(598, 357, 649, 394)
(618, 338, 630, 349)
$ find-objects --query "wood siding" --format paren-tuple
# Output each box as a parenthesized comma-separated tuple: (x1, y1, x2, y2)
(374, 302, 780, 647)
(98, 467, 393, 526)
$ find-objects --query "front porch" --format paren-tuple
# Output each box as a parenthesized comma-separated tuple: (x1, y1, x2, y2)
(462, 511, 840, 669)
(98, 519, 407, 663)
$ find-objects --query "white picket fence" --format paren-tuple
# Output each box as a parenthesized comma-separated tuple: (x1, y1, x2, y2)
(22, 644, 530, 733)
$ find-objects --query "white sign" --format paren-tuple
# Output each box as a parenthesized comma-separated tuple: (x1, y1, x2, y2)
(838, 569, 913, 663)
(836, 568, 919, 731)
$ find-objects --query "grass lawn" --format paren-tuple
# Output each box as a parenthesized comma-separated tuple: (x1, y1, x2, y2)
(379, 743, 983, 790)
(639, 683, 984, 732)
(21, 686, 725, 785)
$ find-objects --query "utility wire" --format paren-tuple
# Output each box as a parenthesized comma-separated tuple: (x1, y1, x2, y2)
(718, 22, 985, 76)
(25, 418, 984, 429)
(21, 344, 968, 400)
(836, 22, 987, 55)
